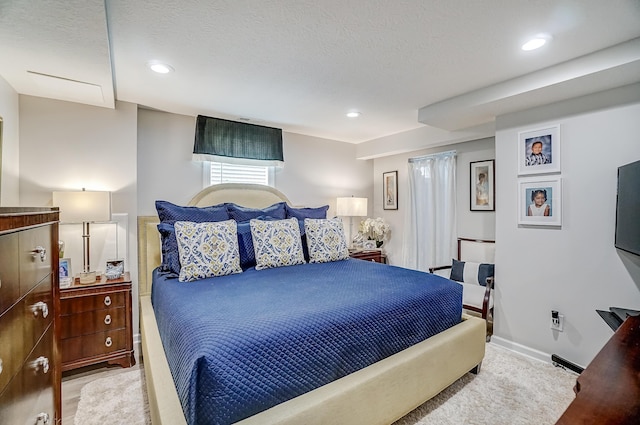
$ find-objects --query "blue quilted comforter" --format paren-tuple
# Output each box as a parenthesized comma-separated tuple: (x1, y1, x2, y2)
(151, 259, 462, 425)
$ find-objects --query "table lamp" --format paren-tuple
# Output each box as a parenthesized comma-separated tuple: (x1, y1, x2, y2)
(336, 196, 368, 248)
(53, 189, 111, 284)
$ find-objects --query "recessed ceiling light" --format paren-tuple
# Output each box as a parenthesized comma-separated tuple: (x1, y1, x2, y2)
(521, 34, 552, 51)
(346, 111, 361, 118)
(148, 61, 174, 74)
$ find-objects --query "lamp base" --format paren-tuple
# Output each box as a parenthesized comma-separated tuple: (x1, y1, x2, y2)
(79, 271, 97, 284)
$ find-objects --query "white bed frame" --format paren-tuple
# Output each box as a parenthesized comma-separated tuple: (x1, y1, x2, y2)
(137, 183, 486, 425)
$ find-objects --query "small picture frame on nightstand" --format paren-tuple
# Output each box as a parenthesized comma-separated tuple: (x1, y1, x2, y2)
(105, 259, 125, 280)
(59, 258, 72, 288)
(363, 240, 377, 249)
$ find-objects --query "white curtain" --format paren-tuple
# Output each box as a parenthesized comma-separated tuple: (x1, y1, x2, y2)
(402, 151, 457, 272)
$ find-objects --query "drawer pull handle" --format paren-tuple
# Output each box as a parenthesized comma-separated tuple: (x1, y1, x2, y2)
(104, 295, 112, 306)
(105, 337, 113, 347)
(36, 412, 50, 424)
(31, 246, 47, 262)
(0, 277, 2, 289)
(30, 356, 50, 374)
(0, 358, 3, 375)
(104, 314, 112, 325)
(31, 301, 49, 318)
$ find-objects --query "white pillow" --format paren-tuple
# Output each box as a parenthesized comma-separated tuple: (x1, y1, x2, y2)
(174, 220, 243, 282)
(250, 218, 306, 270)
(304, 218, 349, 263)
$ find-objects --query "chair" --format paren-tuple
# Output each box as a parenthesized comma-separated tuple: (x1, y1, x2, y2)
(430, 238, 495, 320)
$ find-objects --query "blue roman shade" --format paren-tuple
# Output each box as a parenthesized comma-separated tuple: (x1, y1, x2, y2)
(193, 115, 284, 167)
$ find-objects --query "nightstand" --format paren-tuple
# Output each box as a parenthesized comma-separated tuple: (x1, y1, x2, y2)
(349, 249, 387, 264)
(59, 272, 135, 372)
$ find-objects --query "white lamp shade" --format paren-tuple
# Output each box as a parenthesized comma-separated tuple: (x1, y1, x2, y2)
(336, 197, 368, 217)
(53, 191, 111, 223)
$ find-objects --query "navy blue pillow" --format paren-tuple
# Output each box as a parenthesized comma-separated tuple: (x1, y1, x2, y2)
(227, 202, 287, 222)
(157, 222, 181, 276)
(155, 200, 230, 273)
(155, 200, 229, 223)
(236, 221, 257, 270)
(450, 259, 494, 287)
(286, 204, 329, 220)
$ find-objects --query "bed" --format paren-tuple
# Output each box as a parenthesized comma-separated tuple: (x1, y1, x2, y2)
(137, 183, 486, 425)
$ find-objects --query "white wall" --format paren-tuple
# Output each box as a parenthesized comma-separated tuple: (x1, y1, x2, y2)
(137, 109, 373, 216)
(18, 96, 139, 334)
(493, 84, 640, 367)
(372, 137, 495, 265)
(0, 75, 20, 205)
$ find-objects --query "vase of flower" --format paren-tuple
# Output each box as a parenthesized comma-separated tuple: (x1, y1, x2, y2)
(360, 217, 390, 250)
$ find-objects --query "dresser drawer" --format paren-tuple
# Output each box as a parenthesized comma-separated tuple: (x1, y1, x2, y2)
(19, 226, 52, 296)
(61, 306, 125, 339)
(0, 233, 19, 316)
(0, 326, 54, 425)
(62, 329, 128, 363)
(61, 291, 125, 315)
(0, 277, 52, 392)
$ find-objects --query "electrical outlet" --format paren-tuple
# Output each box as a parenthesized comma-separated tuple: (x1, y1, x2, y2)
(551, 311, 564, 331)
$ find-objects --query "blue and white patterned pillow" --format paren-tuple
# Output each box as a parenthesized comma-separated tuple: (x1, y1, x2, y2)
(450, 259, 494, 287)
(174, 220, 243, 282)
(250, 218, 306, 270)
(304, 218, 350, 263)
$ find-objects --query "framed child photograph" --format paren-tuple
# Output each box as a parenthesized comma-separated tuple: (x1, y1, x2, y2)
(59, 258, 72, 287)
(383, 170, 398, 210)
(105, 259, 125, 280)
(470, 160, 495, 211)
(518, 176, 562, 226)
(518, 125, 560, 175)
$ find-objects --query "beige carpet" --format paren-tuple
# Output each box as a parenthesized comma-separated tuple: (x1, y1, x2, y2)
(74, 368, 151, 425)
(74, 343, 577, 425)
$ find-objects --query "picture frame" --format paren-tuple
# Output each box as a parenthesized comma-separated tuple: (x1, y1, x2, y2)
(383, 170, 398, 210)
(363, 240, 377, 250)
(105, 259, 125, 280)
(518, 176, 562, 226)
(59, 258, 72, 288)
(470, 160, 495, 211)
(518, 125, 560, 175)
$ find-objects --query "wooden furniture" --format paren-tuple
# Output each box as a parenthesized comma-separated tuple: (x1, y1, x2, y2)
(555, 314, 640, 424)
(59, 272, 135, 371)
(137, 183, 486, 425)
(430, 237, 495, 320)
(0, 207, 60, 425)
(349, 249, 387, 264)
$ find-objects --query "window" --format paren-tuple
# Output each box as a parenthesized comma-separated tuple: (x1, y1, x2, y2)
(208, 161, 272, 186)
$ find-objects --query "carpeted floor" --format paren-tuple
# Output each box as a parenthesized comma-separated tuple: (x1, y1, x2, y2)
(74, 343, 577, 425)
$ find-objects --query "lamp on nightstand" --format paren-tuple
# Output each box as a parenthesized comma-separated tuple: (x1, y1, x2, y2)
(53, 189, 111, 284)
(336, 196, 368, 248)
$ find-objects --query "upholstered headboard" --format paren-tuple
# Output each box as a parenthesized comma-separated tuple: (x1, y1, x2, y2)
(137, 183, 292, 297)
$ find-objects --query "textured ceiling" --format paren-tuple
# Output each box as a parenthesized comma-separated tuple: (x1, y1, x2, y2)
(0, 0, 639, 147)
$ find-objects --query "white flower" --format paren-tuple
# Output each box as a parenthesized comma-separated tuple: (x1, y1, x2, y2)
(359, 217, 390, 242)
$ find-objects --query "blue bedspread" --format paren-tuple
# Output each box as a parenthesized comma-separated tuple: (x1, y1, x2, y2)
(151, 259, 462, 425)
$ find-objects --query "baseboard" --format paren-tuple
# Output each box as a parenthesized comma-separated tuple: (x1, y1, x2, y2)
(490, 336, 555, 364)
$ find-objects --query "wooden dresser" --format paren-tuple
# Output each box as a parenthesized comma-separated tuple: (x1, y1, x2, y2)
(0, 207, 60, 425)
(60, 273, 135, 371)
(555, 314, 640, 424)
(349, 249, 387, 264)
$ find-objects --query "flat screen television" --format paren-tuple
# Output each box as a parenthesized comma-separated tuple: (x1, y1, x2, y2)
(615, 159, 640, 256)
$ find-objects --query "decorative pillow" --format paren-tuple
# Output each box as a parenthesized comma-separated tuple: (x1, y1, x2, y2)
(304, 218, 350, 263)
(157, 222, 181, 275)
(250, 218, 305, 270)
(236, 221, 258, 270)
(174, 220, 243, 282)
(450, 259, 494, 287)
(155, 200, 230, 272)
(285, 204, 329, 220)
(227, 202, 287, 222)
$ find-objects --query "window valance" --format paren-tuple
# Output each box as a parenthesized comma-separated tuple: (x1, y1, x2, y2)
(193, 115, 284, 167)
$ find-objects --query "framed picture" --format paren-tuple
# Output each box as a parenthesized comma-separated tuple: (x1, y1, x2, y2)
(470, 160, 495, 211)
(518, 176, 562, 226)
(363, 240, 377, 249)
(383, 170, 398, 210)
(518, 125, 560, 175)
(59, 258, 72, 287)
(105, 259, 125, 280)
